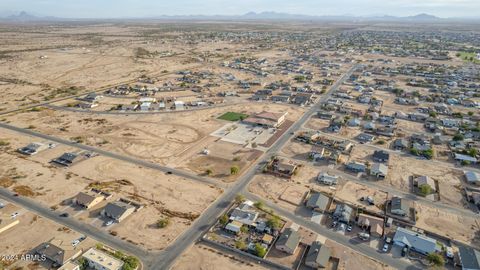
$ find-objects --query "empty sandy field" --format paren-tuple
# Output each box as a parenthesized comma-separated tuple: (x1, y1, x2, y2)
(385, 154, 465, 208)
(2, 102, 305, 165)
(173, 243, 271, 270)
(414, 203, 480, 249)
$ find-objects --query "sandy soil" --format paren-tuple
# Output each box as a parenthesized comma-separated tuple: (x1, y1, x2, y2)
(173, 243, 271, 270)
(325, 239, 394, 270)
(385, 155, 465, 208)
(414, 203, 480, 249)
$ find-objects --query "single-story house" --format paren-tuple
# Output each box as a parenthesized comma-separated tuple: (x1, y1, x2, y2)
(356, 133, 376, 143)
(17, 142, 49, 156)
(51, 152, 82, 167)
(82, 247, 124, 270)
(370, 163, 388, 179)
(393, 227, 439, 255)
(333, 204, 353, 224)
(317, 172, 338, 185)
(458, 245, 480, 270)
(306, 193, 330, 213)
(390, 197, 410, 216)
(305, 241, 331, 269)
(101, 201, 135, 222)
(465, 171, 480, 185)
(346, 162, 367, 173)
(276, 228, 301, 254)
(454, 153, 478, 164)
(393, 138, 409, 150)
(357, 213, 384, 238)
(373, 150, 390, 163)
(415, 176, 436, 192)
(229, 201, 259, 227)
(72, 191, 104, 209)
(225, 221, 243, 235)
(34, 240, 82, 267)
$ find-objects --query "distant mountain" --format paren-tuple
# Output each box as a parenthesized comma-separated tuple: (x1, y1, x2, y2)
(405, 13, 440, 21)
(1, 11, 62, 22)
(0, 11, 475, 22)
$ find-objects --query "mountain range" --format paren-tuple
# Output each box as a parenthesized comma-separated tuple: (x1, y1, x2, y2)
(1, 11, 478, 22)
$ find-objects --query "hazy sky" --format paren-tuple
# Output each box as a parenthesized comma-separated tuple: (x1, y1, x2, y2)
(1, 0, 479, 18)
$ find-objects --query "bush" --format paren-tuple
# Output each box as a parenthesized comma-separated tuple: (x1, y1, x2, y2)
(266, 216, 281, 229)
(157, 218, 170, 228)
(122, 256, 139, 270)
(235, 194, 245, 204)
(426, 253, 445, 267)
(453, 134, 464, 141)
(219, 214, 229, 226)
(230, 166, 240, 175)
(205, 168, 213, 176)
(255, 243, 267, 258)
(254, 201, 264, 210)
(419, 184, 432, 196)
(235, 240, 247, 250)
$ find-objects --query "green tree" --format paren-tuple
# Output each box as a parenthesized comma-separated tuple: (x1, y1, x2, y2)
(429, 111, 438, 118)
(419, 184, 432, 196)
(426, 253, 445, 267)
(255, 243, 267, 258)
(453, 134, 464, 141)
(205, 168, 213, 176)
(266, 216, 281, 230)
(240, 225, 249, 233)
(219, 214, 229, 226)
(423, 149, 434, 159)
(230, 166, 240, 175)
(235, 240, 247, 250)
(77, 257, 88, 270)
(468, 148, 478, 158)
(254, 201, 264, 210)
(122, 256, 139, 270)
(235, 194, 245, 204)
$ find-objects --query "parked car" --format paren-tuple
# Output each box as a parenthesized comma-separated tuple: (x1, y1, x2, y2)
(11, 212, 19, 218)
(347, 225, 352, 232)
(358, 232, 370, 240)
(60, 213, 69, 217)
(446, 247, 454, 259)
(382, 243, 389, 252)
(104, 220, 114, 226)
(332, 221, 337, 227)
(72, 240, 80, 247)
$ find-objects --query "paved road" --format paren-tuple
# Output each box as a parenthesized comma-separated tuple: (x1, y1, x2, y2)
(0, 188, 150, 261)
(243, 192, 422, 270)
(149, 65, 361, 269)
(307, 128, 480, 174)
(0, 122, 224, 189)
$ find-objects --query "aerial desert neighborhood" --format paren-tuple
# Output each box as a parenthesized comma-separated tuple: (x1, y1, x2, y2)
(0, 0, 480, 270)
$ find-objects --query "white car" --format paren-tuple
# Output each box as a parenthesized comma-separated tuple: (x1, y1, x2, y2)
(446, 247, 454, 258)
(72, 240, 80, 247)
(382, 243, 389, 252)
(11, 212, 19, 219)
(104, 220, 114, 226)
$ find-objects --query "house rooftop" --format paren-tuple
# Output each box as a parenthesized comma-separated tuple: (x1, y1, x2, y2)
(305, 241, 331, 268)
(276, 228, 300, 251)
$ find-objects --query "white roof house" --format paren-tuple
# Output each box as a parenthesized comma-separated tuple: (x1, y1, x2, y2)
(466, 171, 480, 185)
(82, 248, 124, 270)
(174, 101, 185, 110)
(140, 102, 151, 111)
